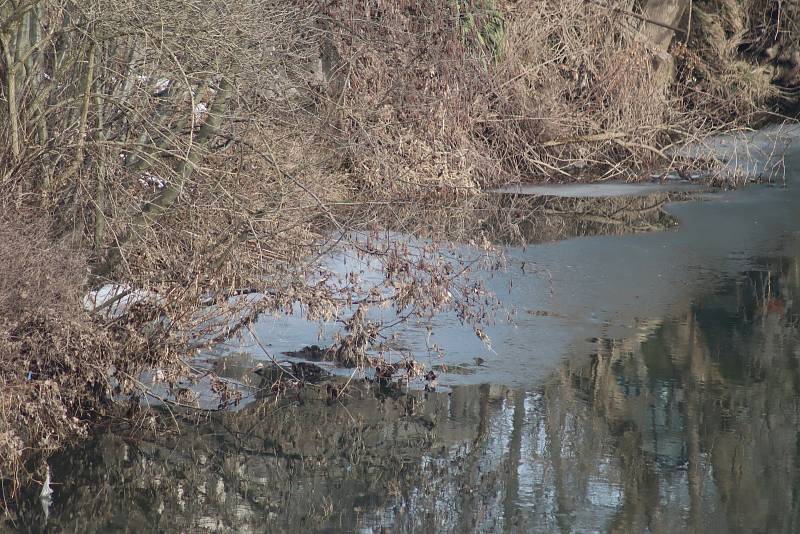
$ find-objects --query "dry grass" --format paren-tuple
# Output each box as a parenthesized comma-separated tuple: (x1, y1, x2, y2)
(317, 0, 794, 190)
(0, 220, 103, 491)
(0, 219, 85, 318)
(674, 1, 780, 125)
(483, 0, 680, 182)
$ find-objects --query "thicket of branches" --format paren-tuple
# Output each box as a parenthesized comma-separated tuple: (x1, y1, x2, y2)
(0, 0, 308, 492)
(1, 0, 798, 506)
(0, 0, 500, 495)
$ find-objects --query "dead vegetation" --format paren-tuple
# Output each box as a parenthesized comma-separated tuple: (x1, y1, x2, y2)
(484, 1, 683, 181)
(317, 0, 798, 190)
(674, 0, 799, 125)
(1, 0, 798, 510)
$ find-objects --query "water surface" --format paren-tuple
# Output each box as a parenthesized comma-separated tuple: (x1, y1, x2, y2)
(7, 132, 800, 533)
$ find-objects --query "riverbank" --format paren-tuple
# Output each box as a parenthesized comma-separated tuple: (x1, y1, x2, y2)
(2, 0, 800, 514)
(8, 134, 800, 531)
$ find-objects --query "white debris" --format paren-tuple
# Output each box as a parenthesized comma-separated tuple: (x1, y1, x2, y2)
(136, 75, 171, 95)
(193, 102, 208, 120)
(83, 283, 164, 319)
(40, 464, 53, 521)
(153, 78, 171, 94)
(138, 172, 167, 190)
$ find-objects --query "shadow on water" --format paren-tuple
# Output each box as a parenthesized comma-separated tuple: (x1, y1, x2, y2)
(482, 191, 688, 246)
(8, 243, 800, 533)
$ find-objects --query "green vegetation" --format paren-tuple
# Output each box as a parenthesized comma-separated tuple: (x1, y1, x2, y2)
(457, 0, 505, 61)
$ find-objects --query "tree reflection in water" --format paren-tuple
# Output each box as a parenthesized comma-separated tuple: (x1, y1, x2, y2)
(8, 253, 800, 533)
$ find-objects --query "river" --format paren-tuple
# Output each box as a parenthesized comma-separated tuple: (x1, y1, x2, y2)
(8, 126, 800, 533)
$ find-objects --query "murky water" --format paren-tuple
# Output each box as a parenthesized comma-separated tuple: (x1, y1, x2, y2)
(8, 130, 800, 533)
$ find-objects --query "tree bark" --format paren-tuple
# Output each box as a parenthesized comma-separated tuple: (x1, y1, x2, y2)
(639, 0, 691, 53)
(93, 78, 233, 280)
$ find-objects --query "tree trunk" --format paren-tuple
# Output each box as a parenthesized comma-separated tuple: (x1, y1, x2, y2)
(639, 0, 691, 53)
(93, 78, 234, 280)
(636, 0, 692, 95)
